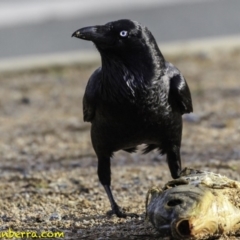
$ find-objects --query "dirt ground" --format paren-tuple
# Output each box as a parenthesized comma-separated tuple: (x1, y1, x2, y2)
(0, 47, 240, 240)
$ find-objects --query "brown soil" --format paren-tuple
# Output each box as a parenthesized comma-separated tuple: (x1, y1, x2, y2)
(0, 48, 240, 239)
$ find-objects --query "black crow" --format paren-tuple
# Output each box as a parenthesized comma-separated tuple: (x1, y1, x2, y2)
(72, 19, 193, 218)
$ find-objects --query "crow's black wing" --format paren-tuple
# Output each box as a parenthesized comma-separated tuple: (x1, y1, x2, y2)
(83, 67, 101, 122)
(164, 62, 193, 114)
(169, 73, 193, 114)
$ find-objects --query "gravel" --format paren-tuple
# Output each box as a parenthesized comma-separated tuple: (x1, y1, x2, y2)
(0, 48, 240, 239)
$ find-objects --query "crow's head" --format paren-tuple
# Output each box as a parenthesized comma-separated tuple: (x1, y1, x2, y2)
(72, 19, 165, 80)
(72, 19, 157, 53)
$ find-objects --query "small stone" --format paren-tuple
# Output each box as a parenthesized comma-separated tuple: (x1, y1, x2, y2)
(210, 122, 226, 129)
(49, 212, 61, 221)
(83, 220, 89, 225)
(183, 113, 201, 123)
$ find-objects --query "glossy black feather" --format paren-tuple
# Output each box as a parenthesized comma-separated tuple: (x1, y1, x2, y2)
(83, 68, 101, 122)
(142, 144, 158, 154)
(123, 147, 137, 153)
(166, 62, 193, 114)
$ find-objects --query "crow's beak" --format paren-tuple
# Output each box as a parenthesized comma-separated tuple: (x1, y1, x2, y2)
(72, 25, 106, 42)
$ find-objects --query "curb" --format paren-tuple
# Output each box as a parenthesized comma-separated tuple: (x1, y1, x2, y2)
(1, 35, 240, 73)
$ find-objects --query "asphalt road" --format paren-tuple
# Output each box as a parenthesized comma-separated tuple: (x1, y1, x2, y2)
(0, 0, 240, 60)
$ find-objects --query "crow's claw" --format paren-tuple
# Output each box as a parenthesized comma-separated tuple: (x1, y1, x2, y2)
(106, 205, 138, 218)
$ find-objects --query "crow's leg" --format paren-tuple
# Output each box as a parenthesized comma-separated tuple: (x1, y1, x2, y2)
(103, 185, 126, 218)
(97, 155, 138, 218)
(166, 145, 182, 179)
(97, 155, 125, 218)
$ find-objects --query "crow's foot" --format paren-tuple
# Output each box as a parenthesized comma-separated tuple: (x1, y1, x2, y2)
(106, 205, 138, 218)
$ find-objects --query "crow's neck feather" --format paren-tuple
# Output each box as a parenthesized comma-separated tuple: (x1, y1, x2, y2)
(97, 40, 165, 103)
(99, 55, 141, 103)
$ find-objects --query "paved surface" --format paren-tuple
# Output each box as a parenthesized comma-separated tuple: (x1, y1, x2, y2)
(0, 0, 240, 60)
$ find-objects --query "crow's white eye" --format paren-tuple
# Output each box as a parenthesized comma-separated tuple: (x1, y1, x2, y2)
(119, 30, 128, 37)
